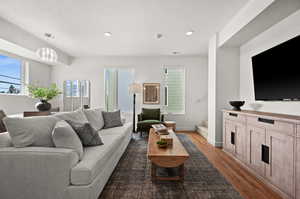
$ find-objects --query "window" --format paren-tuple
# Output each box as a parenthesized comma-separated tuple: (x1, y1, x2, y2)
(0, 55, 23, 94)
(163, 66, 185, 114)
(105, 68, 134, 112)
(65, 80, 89, 97)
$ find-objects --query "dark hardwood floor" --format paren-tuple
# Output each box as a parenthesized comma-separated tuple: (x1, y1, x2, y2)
(177, 131, 282, 199)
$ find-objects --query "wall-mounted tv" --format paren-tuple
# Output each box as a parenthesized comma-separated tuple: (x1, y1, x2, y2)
(252, 35, 300, 101)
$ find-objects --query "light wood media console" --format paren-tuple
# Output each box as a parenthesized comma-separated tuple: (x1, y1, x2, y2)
(223, 109, 300, 199)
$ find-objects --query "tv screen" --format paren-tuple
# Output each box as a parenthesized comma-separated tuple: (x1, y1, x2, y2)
(252, 35, 300, 101)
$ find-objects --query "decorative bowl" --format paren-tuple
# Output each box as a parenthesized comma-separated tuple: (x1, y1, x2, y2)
(229, 101, 245, 111)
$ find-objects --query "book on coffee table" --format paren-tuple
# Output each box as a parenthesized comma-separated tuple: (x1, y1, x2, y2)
(151, 124, 169, 135)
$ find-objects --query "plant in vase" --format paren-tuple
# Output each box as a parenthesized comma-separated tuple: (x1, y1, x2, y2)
(27, 84, 62, 112)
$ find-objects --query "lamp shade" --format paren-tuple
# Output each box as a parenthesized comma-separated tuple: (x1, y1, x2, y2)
(129, 83, 142, 94)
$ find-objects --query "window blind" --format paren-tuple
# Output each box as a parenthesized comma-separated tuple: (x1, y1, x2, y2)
(164, 67, 185, 114)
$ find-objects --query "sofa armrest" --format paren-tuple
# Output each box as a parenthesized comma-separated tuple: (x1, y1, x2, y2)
(0, 147, 79, 199)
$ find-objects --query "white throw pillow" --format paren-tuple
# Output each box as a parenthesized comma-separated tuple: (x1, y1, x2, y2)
(54, 109, 88, 123)
(0, 132, 13, 147)
(83, 108, 104, 131)
(3, 116, 59, 147)
(52, 120, 83, 160)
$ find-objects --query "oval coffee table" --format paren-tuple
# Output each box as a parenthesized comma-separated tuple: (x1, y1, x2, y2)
(147, 128, 190, 181)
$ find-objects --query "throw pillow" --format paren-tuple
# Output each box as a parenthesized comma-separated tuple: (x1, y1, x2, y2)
(52, 120, 84, 160)
(65, 120, 103, 147)
(54, 109, 88, 123)
(102, 110, 123, 129)
(3, 116, 59, 147)
(0, 110, 7, 133)
(0, 132, 13, 147)
(83, 108, 104, 131)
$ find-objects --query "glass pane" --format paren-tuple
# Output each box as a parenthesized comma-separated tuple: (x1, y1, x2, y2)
(105, 68, 134, 112)
(0, 55, 22, 94)
(118, 69, 134, 112)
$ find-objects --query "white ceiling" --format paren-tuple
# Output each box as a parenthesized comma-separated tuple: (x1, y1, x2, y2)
(0, 0, 249, 57)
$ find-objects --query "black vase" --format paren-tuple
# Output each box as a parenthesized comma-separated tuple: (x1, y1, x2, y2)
(35, 100, 51, 111)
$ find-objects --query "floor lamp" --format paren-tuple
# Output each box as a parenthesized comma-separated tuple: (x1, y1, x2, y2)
(129, 83, 142, 133)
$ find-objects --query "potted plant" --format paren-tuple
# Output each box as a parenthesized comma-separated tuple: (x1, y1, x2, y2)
(156, 140, 168, 148)
(27, 83, 62, 112)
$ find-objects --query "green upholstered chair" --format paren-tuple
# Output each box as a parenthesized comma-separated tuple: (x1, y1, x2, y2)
(137, 108, 164, 134)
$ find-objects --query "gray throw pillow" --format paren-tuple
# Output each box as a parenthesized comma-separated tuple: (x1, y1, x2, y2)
(52, 120, 83, 160)
(102, 110, 123, 129)
(3, 116, 59, 147)
(83, 108, 104, 131)
(66, 120, 103, 147)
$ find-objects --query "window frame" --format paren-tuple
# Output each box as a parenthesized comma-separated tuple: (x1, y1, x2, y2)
(163, 65, 186, 115)
(0, 53, 29, 96)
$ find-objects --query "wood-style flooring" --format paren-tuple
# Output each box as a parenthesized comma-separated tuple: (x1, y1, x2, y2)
(178, 131, 282, 199)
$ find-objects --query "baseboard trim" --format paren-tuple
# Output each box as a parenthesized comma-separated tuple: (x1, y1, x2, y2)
(207, 138, 223, 148)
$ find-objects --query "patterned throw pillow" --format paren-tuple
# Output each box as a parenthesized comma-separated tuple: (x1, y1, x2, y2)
(102, 110, 123, 129)
(65, 120, 103, 147)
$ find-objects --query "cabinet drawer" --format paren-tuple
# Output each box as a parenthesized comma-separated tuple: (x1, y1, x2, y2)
(224, 112, 246, 123)
(247, 116, 295, 136)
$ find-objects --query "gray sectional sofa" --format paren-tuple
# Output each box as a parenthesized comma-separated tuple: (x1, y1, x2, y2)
(0, 109, 132, 199)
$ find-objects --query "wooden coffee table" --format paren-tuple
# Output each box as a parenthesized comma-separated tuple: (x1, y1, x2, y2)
(147, 128, 189, 181)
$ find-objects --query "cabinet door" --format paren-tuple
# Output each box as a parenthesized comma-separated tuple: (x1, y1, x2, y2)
(235, 122, 246, 162)
(224, 120, 236, 154)
(266, 130, 294, 198)
(296, 137, 300, 199)
(247, 125, 266, 176)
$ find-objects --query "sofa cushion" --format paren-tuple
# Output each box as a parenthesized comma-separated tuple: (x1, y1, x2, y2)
(66, 120, 103, 147)
(70, 122, 132, 185)
(54, 110, 88, 123)
(102, 110, 123, 129)
(3, 116, 59, 147)
(52, 120, 84, 160)
(0, 132, 13, 147)
(83, 108, 104, 131)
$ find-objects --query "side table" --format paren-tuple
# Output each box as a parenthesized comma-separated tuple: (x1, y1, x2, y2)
(164, 121, 176, 131)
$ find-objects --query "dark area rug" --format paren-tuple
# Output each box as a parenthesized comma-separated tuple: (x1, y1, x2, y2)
(99, 134, 243, 199)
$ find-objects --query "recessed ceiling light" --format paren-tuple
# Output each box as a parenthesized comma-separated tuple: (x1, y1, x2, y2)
(104, 32, 112, 37)
(156, 33, 163, 39)
(44, 33, 55, 39)
(186, 30, 194, 36)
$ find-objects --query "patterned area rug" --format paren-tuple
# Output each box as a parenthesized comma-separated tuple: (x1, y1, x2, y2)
(99, 134, 242, 199)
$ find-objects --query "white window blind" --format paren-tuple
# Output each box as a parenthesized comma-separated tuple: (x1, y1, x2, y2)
(164, 67, 185, 114)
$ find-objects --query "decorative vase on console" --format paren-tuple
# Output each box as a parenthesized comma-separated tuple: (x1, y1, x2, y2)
(27, 84, 62, 112)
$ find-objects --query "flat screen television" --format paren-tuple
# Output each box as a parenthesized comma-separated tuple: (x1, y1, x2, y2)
(252, 35, 300, 101)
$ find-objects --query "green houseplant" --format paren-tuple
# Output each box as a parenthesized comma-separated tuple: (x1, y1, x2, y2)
(27, 83, 61, 111)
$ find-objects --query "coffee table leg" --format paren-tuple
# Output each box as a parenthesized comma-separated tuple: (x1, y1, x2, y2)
(151, 163, 156, 181)
(179, 164, 184, 181)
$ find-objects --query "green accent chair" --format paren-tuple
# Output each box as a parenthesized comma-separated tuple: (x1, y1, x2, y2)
(137, 108, 164, 134)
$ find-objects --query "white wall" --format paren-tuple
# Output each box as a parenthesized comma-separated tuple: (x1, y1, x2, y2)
(208, 33, 240, 147)
(240, 9, 300, 115)
(51, 56, 208, 130)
